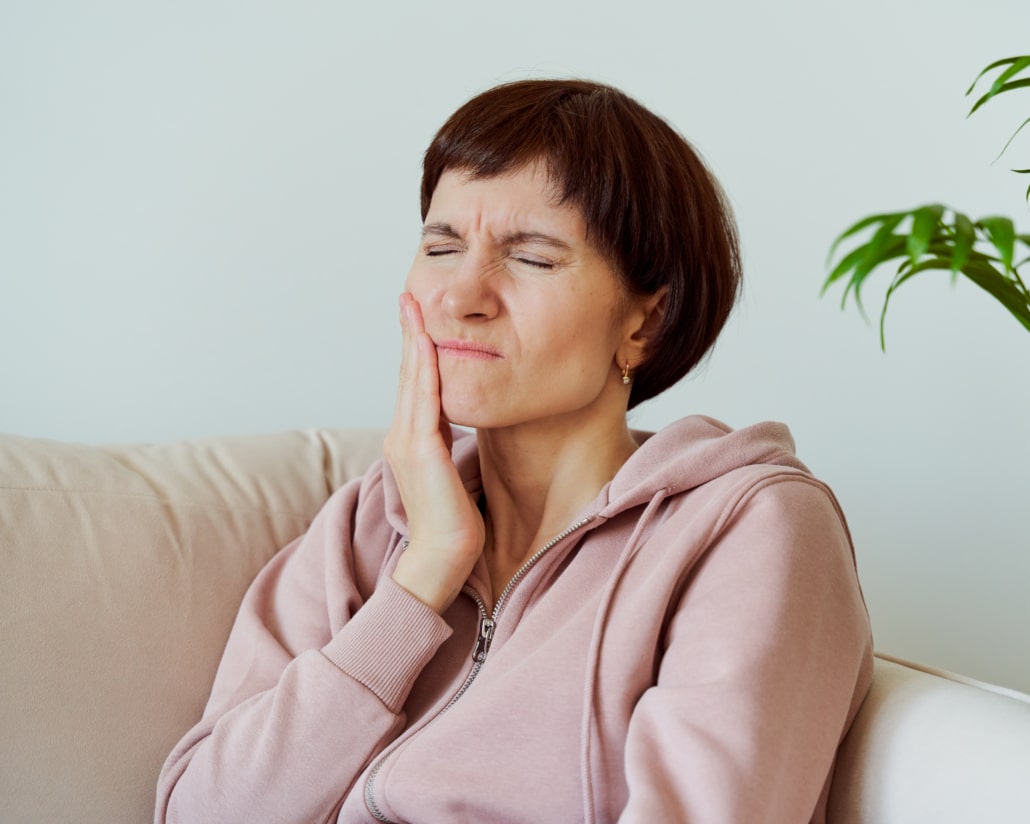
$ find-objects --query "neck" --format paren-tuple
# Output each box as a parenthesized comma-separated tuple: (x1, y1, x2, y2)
(475, 405, 638, 588)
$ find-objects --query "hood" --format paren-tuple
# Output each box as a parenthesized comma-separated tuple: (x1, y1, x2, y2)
(598, 415, 807, 517)
(383, 416, 807, 533)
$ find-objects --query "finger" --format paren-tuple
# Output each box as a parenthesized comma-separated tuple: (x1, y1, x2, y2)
(407, 300, 452, 451)
(388, 304, 419, 469)
(404, 296, 445, 441)
(413, 330, 443, 438)
(393, 294, 421, 427)
(398, 293, 417, 383)
(404, 292, 428, 338)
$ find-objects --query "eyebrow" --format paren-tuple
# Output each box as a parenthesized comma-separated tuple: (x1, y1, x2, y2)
(421, 222, 573, 252)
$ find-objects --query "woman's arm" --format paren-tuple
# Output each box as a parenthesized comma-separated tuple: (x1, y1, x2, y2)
(156, 293, 485, 823)
(618, 477, 874, 823)
(154, 473, 453, 824)
(386, 293, 485, 614)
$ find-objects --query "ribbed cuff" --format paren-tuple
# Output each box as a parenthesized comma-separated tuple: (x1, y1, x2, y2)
(320, 576, 453, 712)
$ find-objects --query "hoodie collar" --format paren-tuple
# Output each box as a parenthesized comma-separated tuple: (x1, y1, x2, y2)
(595, 415, 805, 517)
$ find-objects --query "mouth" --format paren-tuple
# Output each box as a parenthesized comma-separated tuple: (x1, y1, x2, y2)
(434, 339, 503, 360)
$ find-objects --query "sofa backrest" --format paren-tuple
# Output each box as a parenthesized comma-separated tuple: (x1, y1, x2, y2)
(0, 430, 384, 824)
(5, 429, 1030, 823)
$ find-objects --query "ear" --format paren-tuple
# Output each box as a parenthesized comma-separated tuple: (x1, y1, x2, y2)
(617, 287, 668, 370)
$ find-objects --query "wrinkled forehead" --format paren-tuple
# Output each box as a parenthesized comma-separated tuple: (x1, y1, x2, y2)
(424, 164, 588, 243)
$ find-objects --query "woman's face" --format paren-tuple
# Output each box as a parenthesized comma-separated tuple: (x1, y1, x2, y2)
(405, 163, 649, 431)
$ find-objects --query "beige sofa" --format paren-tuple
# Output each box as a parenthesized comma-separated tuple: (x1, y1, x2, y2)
(2, 429, 1029, 823)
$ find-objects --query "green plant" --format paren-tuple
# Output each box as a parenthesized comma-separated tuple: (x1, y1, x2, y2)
(823, 56, 1030, 348)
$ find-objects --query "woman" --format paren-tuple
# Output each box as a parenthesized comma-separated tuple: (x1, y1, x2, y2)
(156, 79, 872, 823)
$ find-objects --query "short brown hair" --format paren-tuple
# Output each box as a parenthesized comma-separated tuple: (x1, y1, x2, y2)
(420, 79, 741, 409)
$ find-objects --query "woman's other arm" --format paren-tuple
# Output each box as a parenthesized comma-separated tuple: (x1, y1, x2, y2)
(157, 293, 483, 823)
(618, 477, 874, 823)
(154, 474, 453, 824)
(386, 293, 485, 614)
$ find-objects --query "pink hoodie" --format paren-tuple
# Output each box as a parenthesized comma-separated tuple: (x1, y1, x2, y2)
(155, 416, 873, 823)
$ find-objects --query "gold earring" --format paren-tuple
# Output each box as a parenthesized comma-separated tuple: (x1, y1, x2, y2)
(622, 362, 631, 385)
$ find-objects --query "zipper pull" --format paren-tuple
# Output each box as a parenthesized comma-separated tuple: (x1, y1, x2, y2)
(472, 616, 495, 663)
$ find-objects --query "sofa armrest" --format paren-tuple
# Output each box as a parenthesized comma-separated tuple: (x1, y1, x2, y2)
(828, 654, 1030, 823)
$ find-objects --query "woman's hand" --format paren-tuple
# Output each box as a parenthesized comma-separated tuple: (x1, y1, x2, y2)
(384, 293, 486, 614)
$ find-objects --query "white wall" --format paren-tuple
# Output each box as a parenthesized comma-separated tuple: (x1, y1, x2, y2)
(2, 0, 1028, 690)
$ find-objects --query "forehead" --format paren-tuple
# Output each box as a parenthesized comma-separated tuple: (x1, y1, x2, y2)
(426, 163, 587, 242)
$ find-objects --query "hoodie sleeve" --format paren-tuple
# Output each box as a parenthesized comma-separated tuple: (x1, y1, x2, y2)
(618, 475, 874, 824)
(154, 469, 453, 824)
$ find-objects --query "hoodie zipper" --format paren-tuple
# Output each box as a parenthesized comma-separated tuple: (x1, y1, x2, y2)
(364, 517, 592, 822)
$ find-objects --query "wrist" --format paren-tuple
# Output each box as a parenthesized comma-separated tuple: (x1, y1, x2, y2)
(391, 551, 457, 615)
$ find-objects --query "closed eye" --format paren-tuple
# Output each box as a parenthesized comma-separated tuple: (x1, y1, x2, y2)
(513, 256, 556, 270)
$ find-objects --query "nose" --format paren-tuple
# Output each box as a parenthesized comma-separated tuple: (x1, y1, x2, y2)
(442, 252, 501, 321)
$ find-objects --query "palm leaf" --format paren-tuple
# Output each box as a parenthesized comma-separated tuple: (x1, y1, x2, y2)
(1013, 169, 1030, 202)
(825, 204, 1030, 347)
(879, 258, 945, 349)
(952, 211, 976, 275)
(992, 117, 1030, 163)
(968, 78, 1030, 116)
(826, 57, 1030, 348)
(988, 56, 1030, 93)
(826, 211, 902, 266)
(978, 216, 1016, 272)
(847, 234, 908, 312)
(965, 56, 1029, 95)
(877, 258, 1030, 348)
(855, 215, 907, 278)
(960, 260, 1030, 331)
(907, 204, 945, 262)
(823, 244, 870, 293)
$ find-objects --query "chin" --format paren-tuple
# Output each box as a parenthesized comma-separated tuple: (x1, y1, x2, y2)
(440, 392, 508, 430)
(441, 403, 493, 430)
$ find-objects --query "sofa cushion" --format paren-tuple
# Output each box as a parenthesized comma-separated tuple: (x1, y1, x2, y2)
(0, 429, 383, 824)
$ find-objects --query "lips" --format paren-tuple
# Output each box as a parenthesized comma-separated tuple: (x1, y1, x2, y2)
(434, 339, 503, 359)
